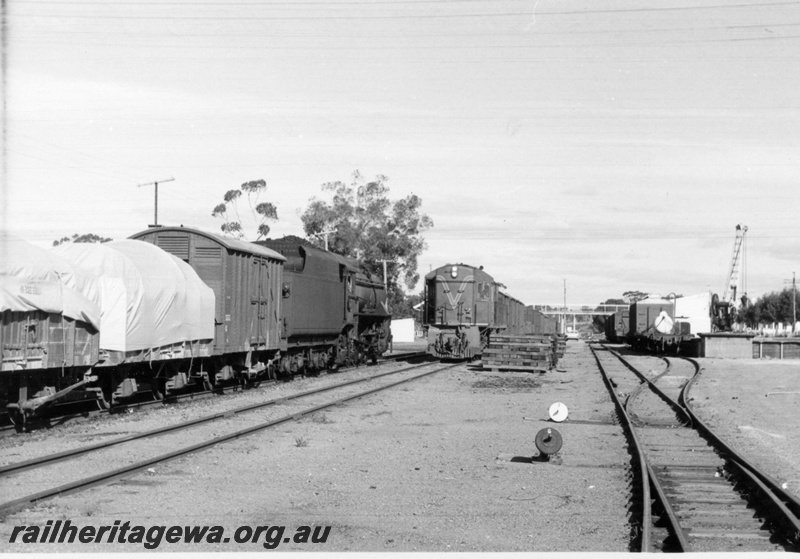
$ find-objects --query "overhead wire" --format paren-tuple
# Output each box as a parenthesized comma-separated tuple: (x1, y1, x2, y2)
(9, 0, 800, 11)
(8, 0, 800, 20)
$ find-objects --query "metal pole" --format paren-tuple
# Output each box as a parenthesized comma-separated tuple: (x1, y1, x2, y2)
(378, 259, 391, 291)
(563, 279, 567, 334)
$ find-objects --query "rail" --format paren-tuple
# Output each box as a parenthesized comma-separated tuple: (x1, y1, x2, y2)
(589, 345, 652, 551)
(593, 343, 800, 552)
(0, 360, 458, 515)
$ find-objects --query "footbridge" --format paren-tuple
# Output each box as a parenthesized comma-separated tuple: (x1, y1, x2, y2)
(534, 304, 629, 317)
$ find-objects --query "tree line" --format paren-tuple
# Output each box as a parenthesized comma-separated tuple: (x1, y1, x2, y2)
(738, 288, 799, 328)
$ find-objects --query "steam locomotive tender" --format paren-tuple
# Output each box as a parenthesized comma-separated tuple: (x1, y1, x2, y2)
(254, 238, 391, 370)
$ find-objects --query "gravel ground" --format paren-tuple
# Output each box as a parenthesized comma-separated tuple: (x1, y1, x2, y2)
(1, 341, 632, 553)
(688, 358, 800, 494)
(3, 342, 796, 553)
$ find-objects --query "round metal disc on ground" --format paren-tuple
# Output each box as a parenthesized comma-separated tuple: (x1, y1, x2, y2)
(535, 428, 563, 455)
(548, 402, 569, 422)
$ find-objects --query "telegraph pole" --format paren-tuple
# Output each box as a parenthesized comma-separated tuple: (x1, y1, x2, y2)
(378, 259, 392, 291)
(563, 279, 567, 335)
(313, 228, 337, 251)
(137, 177, 174, 227)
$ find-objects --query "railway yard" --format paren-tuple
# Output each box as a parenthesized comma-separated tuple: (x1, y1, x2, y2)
(5, 0, 800, 553)
(1, 340, 798, 553)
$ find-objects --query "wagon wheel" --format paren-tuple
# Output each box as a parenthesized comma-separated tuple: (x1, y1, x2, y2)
(151, 378, 167, 401)
(235, 373, 247, 391)
(7, 408, 25, 431)
(201, 372, 214, 392)
(96, 389, 112, 411)
(246, 374, 261, 389)
(90, 380, 114, 411)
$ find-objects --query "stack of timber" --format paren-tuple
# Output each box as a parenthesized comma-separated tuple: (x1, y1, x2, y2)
(541, 334, 561, 367)
(555, 334, 566, 359)
(482, 334, 555, 372)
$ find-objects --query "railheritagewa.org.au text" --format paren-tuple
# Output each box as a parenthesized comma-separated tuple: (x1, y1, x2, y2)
(9, 520, 331, 550)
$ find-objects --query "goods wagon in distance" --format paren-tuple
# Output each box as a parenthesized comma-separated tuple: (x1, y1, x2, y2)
(523, 306, 559, 336)
(605, 309, 629, 343)
(626, 298, 691, 353)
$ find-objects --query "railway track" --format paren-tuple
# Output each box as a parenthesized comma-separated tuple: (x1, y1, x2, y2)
(591, 344, 800, 552)
(0, 358, 455, 517)
(0, 351, 428, 434)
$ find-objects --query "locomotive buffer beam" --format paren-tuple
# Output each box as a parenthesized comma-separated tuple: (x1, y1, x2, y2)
(8, 373, 99, 418)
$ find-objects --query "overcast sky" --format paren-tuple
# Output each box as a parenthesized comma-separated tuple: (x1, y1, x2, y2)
(2, 0, 798, 305)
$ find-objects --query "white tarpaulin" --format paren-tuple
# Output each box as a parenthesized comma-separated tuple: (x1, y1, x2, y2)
(0, 233, 101, 328)
(54, 240, 215, 352)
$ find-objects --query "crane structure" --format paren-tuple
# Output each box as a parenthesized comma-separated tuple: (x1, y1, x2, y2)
(723, 224, 748, 306)
(711, 224, 748, 332)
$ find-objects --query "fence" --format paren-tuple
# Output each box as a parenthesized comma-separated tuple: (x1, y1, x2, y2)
(752, 338, 800, 359)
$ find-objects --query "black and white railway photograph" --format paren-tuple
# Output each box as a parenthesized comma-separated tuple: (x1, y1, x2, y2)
(1, 0, 799, 554)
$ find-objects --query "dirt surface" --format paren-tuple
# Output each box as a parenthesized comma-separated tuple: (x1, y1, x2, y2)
(689, 358, 800, 494)
(1, 341, 633, 553)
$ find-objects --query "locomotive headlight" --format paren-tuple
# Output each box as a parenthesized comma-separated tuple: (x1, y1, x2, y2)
(450, 265, 458, 278)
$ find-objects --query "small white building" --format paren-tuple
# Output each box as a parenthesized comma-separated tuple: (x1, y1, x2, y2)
(391, 318, 416, 342)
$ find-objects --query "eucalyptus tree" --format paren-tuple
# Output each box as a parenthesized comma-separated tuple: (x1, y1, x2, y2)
(301, 171, 433, 310)
(211, 179, 278, 240)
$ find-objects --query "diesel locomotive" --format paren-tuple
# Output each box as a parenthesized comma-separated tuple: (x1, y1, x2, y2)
(423, 263, 558, 359)
(0, 226, 391, 422)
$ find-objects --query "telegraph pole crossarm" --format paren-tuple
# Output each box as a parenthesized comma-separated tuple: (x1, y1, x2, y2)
(312, 228, 337, 251)
(137, 177, 175, 227)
